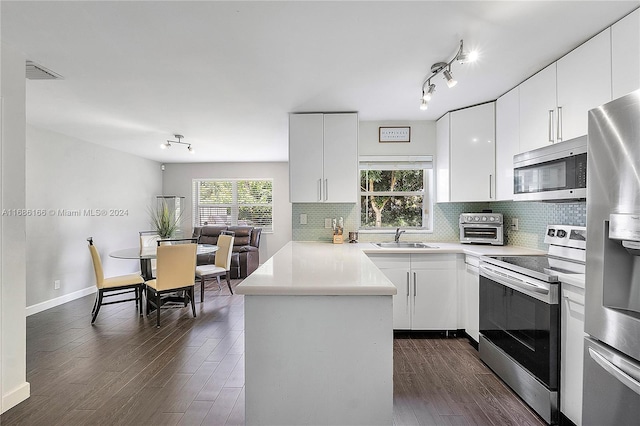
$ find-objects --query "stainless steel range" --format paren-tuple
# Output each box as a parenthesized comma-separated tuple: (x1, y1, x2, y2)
(479, 225, 586, 425)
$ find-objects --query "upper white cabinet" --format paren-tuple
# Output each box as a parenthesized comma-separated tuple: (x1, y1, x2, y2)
(612, 8, 640, 99)
(289, 113, 358, 203)
(519, 63, 557, 153)
(519, 30, 612, 152)
(495, 87, 519, 200)
(437, 102, 495, 202)
(556, 29, 612, 141)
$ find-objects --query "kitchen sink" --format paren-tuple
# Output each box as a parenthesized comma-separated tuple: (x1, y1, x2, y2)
(374, 242, 438, 249)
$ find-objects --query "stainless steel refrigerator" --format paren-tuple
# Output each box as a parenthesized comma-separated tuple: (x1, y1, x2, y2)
(583, 89, 640, 425)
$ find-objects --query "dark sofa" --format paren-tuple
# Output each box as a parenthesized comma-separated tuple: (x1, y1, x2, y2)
(192, 225, 262, 279)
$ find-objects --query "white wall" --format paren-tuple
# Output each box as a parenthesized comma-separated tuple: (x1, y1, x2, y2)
(359, 120, 436, 156)
(1, 43, 29, 413)
(25, 125, 162, 311)
(162, 162, 291, 261)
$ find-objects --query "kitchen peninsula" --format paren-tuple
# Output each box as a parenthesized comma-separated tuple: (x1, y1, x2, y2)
(236, 242, 397, 426)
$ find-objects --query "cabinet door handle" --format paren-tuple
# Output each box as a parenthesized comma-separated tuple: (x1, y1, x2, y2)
(557, 106, 563, 142)
(548, 109, 555, 143)
(406, 272, 410, 299)
(413, 272, 417, 297)
(489, 174, 493, 199)
(324, 179, 328, 201)
(317, 179, 322, 201)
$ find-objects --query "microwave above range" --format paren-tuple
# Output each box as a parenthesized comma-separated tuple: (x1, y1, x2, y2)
(513, 136, 587, 202)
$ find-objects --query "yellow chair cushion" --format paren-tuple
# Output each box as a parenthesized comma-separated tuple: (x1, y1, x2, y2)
(195, 264, 226, 277)
(102, 273, 144, 289)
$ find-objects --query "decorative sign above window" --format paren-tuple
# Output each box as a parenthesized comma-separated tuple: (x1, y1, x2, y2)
(379, 126, 411, 143)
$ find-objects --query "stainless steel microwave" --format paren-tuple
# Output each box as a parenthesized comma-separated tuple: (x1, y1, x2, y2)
(513, 136, 587, 201)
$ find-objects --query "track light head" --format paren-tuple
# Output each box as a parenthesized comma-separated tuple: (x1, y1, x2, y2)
(422, 83, 436, 101)
(419, 99, 428, 111)
(444, 68, 457, 88)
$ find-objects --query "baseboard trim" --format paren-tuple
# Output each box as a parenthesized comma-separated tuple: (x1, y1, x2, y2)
(26, 286, 96, 317)
(2, 381, 30, 413)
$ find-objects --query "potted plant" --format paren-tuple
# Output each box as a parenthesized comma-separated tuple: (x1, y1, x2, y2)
(149, 199, 183, 239)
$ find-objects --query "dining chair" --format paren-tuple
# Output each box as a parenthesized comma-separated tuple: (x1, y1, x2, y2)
(87, 237, 144, 324)
(144, 238, 198, 327)
(139, 230, 160, 278)
(195, 233, 235, 302)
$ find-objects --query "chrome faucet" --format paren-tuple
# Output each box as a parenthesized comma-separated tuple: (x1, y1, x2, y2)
(394, 228, 405, 243)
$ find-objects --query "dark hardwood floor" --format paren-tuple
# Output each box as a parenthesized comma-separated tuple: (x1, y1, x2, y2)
(1, 281, 545, 426)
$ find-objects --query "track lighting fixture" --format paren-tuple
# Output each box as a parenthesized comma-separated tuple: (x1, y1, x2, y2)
(419, 39, 477, 110)
(161, 134, 195, 154)
(444, 67, 457, 88)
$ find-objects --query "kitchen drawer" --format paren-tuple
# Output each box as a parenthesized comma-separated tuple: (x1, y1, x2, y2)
(366, 253, 410, 269)
(411, 253, 459, 269)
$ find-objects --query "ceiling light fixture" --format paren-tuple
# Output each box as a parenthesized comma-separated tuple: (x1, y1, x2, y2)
(419, 39, 477, 110)
(161, 134, 195, 154)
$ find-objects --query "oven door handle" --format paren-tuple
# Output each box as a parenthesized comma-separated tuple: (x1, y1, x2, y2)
(480, 265, 549, 295)
(589, 347, 640, 396)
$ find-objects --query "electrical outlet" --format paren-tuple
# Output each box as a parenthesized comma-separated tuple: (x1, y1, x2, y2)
(299, 213, 307, 225)
(511, 218, 519, 231)
(54, 279, 61, 290)
(325, 218, 332, 229)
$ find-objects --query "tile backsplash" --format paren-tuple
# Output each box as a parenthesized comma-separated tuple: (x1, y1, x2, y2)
(292, 200, 586, 250)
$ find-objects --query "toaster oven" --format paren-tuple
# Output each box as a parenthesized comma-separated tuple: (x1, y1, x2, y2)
(459, 213, 504, 245)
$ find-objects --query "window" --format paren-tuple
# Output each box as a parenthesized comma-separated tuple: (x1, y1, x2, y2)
(193, 179, 273, 232)
(359, 156, 433, 230)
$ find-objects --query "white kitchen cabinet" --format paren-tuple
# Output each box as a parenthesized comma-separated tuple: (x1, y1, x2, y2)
(612, 8, 640, 99)
(560, 282, 586, 426)
(380, 270, 412, 330)
(435, 113, 450, 203)
(412, 254, 458, 330)
(556, 29, 612, 141)
(289, 112, 358, 203)
(437, 103, 495, 202)
(519, 29, 612, 152)
(519, 63, 558, 153)
(366, 254, 411, 330)
(367, 253, 459, 331)
(495, 87, 519, 200)
(463, 255, 480, 343)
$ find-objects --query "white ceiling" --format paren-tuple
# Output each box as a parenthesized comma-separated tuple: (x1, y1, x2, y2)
(2, 1, 638, 163)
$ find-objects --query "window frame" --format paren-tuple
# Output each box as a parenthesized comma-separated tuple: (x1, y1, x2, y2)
(358, 156, 433, 232)
(192, 178, 274, 232)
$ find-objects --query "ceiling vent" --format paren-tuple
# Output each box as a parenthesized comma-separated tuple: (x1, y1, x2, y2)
(25, 61, 63, 80)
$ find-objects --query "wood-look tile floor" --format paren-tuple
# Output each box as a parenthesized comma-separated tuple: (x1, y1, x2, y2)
(1, 280, 545, 426)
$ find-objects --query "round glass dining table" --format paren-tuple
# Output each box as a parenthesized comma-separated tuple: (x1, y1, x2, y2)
(110, 244, 218, 280)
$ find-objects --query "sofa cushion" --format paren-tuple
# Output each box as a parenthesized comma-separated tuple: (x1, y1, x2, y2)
(196, 225, 227, 245)
(228, 226, 253, 247)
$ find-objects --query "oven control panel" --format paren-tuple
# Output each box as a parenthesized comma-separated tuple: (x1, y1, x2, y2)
(459, 213, 503, 224)
(544, 225, 586, 249)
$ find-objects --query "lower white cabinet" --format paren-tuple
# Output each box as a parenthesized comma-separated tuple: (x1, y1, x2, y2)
(367, 253, 458, 330)
(560, 282, 586, 426)
(463, 255, 480, 342)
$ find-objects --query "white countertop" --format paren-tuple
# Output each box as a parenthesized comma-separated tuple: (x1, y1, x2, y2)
(236, 241, 547, 296)
(235, 242, 398, 296)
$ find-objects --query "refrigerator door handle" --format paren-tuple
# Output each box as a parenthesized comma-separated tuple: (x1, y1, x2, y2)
(589, 347, 640, 396)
